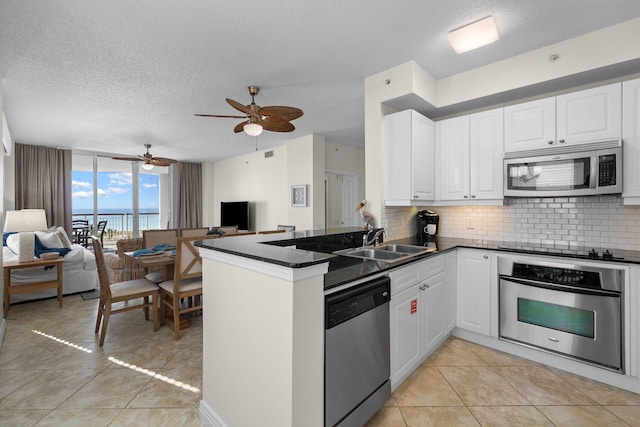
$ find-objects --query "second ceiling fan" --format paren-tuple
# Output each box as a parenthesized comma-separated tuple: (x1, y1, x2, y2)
(195, 86, 303, 136)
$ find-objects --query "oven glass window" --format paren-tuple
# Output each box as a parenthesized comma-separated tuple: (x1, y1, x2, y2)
(517, 298, 595, 339)
(506, 157, 590, 191)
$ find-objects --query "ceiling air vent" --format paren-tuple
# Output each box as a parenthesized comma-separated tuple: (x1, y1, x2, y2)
(264, 150, 274, 158)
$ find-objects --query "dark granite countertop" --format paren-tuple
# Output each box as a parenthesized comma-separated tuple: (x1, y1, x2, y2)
(196, 230, 640, 291)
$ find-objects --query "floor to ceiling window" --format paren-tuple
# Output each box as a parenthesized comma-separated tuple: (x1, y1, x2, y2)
(72, 154, 168, 247)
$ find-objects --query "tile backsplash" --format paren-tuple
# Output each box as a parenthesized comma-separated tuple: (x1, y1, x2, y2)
(383, 195, 640, 251)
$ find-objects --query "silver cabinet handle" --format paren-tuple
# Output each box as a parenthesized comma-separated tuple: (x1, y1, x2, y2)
(463, 195, 468, 198)
(471, 195, 476, 198)
(559, 139, 565, 143)
(483, 255, 488, 259)
(547, 140, 554, 144)
(548, 337, 559, 342)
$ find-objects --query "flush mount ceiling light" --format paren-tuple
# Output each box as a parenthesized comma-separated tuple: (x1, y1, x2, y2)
(448, 15, 499, 54)
(141, 162, 154, 170)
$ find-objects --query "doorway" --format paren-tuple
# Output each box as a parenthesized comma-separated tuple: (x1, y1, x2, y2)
(325, 171, 360, 229)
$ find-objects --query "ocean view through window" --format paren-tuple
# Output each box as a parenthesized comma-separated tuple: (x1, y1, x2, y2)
(72, 154, 166, 244)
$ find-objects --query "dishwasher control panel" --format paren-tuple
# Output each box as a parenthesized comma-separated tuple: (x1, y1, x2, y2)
(325, 276, 390, 329)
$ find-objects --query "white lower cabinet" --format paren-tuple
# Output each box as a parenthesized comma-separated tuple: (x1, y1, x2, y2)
(445, 251, 457, 332)
(422, 271, 445, 354)
(390, 283, 422, 388)
(390, 254, 446, 390)
(456, 248, 491, 336)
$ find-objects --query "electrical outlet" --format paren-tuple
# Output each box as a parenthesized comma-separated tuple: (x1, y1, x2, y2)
(466, 217, 474, 229)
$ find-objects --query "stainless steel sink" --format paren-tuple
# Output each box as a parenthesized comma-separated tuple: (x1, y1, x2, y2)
(333, 244, 436, 263)
(380, 244, 434, 254)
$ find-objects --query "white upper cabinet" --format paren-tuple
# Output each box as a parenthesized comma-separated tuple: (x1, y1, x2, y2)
(504, 97, 556, 152)
(438, 115, 469, 200)
(557, 83, 622, 145)
(623, 78, 640, 204)
(384, 109, 435, 205)
(438, 108, 503, 202)
(505, 83, 622, 153)
(469, 109, 504, 200)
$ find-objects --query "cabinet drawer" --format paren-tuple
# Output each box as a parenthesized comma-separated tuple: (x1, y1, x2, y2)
(420, 254, 445, 279)
(390, 263, 421, 295)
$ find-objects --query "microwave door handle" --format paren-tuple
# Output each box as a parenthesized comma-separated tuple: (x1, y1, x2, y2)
(590, 156, 597, 190)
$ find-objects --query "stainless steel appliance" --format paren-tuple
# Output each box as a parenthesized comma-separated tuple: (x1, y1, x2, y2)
(503, 140, 621, 197)
(325, 276, 391, 427)
(417, 209, 439, 241)
(498, 257, 624, 372)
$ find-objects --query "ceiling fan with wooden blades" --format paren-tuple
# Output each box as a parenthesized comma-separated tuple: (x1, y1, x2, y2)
(195, 86, 303, 136)
(112, 144, 177, 167)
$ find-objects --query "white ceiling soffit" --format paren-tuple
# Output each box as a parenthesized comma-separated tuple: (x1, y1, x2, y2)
(1, 1, 640, 162)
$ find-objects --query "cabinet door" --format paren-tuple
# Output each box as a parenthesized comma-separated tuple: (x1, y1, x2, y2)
(422, 272, 445, 355)
(438, 116, 470, 200)
(445, 251, 457, 333)
(469, 108, 504, 200)
(411, 112, 435, 200)
(384, 110, 434, 204)
(504, 97, 556, 152)
(623, 78, 640, 203)
(390, 284, 422, 389)
(456, 249, 491, 336)
(557, 83, 621, 145)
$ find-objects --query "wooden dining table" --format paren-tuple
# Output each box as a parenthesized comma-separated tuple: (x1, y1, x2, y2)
(123, 250, 175, 283)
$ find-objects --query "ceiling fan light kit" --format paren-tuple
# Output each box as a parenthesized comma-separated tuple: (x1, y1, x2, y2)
(244, 122, 263, 136)
(195, 86, 303, 135)
(112, 143, 177, 167)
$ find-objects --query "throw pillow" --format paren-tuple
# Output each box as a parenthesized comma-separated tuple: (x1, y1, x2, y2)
(56, 226, 73, 248)
(6, 233, 21, 254)
(35, 230, 64, 249)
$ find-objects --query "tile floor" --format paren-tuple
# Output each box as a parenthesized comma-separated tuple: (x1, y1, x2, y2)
(2, 295, 640, 426)
(366, 338, 640, 427)
(0, 294, 202, 426)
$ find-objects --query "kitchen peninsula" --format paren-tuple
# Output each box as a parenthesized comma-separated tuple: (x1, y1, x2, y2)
(196, 228, 640, 427)
(195, 227, 427, 427)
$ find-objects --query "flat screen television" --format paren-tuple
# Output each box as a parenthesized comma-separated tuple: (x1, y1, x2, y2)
(221, 201, 249, 231)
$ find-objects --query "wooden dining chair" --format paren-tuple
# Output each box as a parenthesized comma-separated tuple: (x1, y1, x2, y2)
(143, 228, 178, 248)
(179, 227, 209, 237)
(92, 236, 160, 346)
(159, 235, 206, 340)
(142, 229, 178, 283)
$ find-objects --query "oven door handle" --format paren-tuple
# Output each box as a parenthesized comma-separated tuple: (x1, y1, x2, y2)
(499, 275, 621, 298)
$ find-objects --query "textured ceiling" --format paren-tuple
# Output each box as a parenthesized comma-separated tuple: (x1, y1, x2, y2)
(1, 0, 640, 162)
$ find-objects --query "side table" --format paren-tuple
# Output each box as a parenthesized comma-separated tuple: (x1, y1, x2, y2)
(3, 257, 65, 318)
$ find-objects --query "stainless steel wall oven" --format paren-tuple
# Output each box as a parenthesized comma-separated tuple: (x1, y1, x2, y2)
(498, 257, 624, 372)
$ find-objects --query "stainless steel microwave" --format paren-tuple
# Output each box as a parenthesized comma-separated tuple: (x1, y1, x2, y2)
(504, 141, 622, 197)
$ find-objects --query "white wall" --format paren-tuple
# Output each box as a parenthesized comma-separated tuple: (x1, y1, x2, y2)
(0, 80, 5, 333)
(201, 136, 364, 232)
(287, 134, 325, 231)
(210, 145, 289, 231)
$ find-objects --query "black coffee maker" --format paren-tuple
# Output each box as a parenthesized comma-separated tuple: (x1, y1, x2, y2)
(417, 209, 439, 241)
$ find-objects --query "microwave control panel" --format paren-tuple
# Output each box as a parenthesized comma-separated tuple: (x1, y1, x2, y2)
(598, 154, 617, 186)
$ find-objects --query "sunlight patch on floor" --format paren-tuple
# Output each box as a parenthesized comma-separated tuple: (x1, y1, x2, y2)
(32, 330, 93, 353)
(108, 356, 201, 393)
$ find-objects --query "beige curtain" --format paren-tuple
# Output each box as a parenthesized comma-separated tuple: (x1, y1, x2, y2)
(174, 161, 202, 229)
(15, 143, 72, 232)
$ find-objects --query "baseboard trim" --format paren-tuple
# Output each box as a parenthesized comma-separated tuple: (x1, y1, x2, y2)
(199, 399, 229, 427)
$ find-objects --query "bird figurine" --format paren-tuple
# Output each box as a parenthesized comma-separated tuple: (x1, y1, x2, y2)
(355, 200, 375, 229)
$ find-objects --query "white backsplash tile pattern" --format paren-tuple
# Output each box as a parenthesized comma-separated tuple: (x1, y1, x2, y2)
(382, 195, 640, 251)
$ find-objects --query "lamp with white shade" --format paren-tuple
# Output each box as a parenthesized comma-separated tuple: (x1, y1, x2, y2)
(4, 209, 48, 262)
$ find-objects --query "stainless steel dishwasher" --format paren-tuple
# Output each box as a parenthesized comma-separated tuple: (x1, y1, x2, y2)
(325, 275, 391, 427)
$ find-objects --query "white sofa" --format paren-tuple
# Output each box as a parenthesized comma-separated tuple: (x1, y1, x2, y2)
(3, 230, 99, 304)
